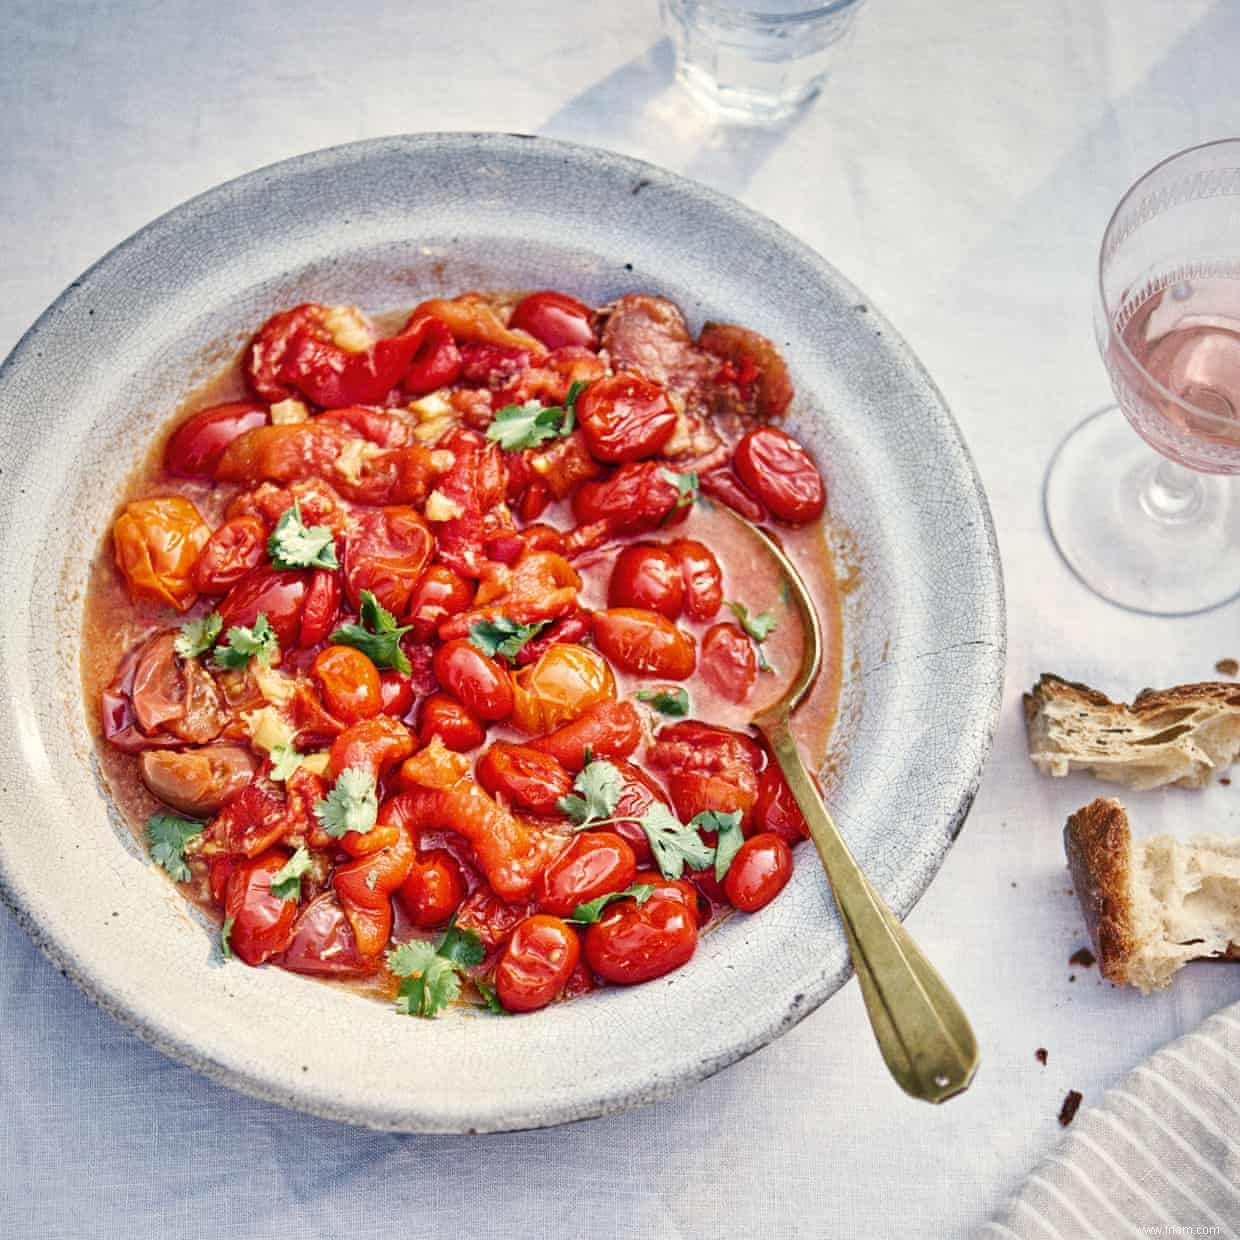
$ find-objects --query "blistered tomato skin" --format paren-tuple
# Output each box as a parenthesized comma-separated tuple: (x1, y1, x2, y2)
(608, 544, 684, 618)
(113, 496, 211, 612)
(669, 539, 723, 621)
(224, 851, 299, 966)
(312, 645, 382, 723)
(432, 638, 514, 722)
(733, 427, 826, 524)
(476, 743, 574, 815)
(397, 848, 467, 929)
(754, 762, 811, 842)
(592, 608, 696, 680)
(217, 565, 311, 647)
(584, 894, 699, 985)
(495, 915, 582, 1013)
(723, 833, 793, 912)
(576, 373, 677, 464)
(511, 643, 615, 735)
(699, 623, 757, 703)
(192, 516, 268, 594)
(509, 291, 597, 351)
(536, 832, 637, 919)
(418, 692, 486, 752)
(378, 669, 416, 718)
(165, 402, 269, 478)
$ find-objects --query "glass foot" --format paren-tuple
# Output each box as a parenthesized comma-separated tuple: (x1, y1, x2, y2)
(1044, 406, 1240, 615)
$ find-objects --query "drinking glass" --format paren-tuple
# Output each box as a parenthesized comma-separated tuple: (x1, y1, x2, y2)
(1045, 139, 1240, 615)
(660, 0, 867, 124)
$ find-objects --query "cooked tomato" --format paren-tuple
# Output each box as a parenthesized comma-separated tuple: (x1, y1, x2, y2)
(509, 291, 597, 351)
(432, 638, 514, 722)
(312, 645, 382, 723)
(699, 623, 757, 702)
(217, 565, 313, 648)
(406, 565, 473, 639)
(139, 745, 256, 817)
(417, 692, 486, 752)
(511, 610, 592, 669)
(584, 893, 698, 985)
(528, 700, 642, 771)
(733, 427, 826, 524)
(113, 496, 210, 611)
(299, 569, 342, 647)
(396, 847, 467, 929)
(129, 630, 227, 743)
(398, 737, 471, 790)
(401, 315, 463, 397)
(753, 761, 811, 843)
(576, 373, 677, 464)
(410, 294, 546, 354)
(592, 608, 696, 679)
(342, 506, 434, 617)
(571, 460, 686, 533)
(536, 832, 637, 918)
(214, 421, 349, 487)
(165, 402, 269, 477)
(630, 869, 710, 925)
(604, 759, 671, 866)
(192, 516, 268, 594)
(668, 538, 723, 621)
(326, 715, 415, 781)
(333, 823, 415, 956)
(649, 720, 762, 827)
(475, 743, 573, 815)
(453, 887, 538, 950)
(495, 915, 581, 1012)
(208, 782, 287, 858)
(698, 468, 766, 523)
(224, 850, 299, 966)
(698, 321, 794, 418)
(280, 893, 372, 977)
(723, 833, 792, 911)
(378, 669, 416, 718)
(511, 643, 615, 734)
(608, 544, 683, 618)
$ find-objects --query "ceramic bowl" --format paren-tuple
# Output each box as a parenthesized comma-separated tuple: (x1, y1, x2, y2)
(0, 134, 1004, 1132)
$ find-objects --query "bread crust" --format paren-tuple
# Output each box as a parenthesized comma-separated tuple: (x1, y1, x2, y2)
(1064, 798, 1136, 985)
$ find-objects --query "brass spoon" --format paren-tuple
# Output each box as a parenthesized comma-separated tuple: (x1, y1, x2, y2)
(731, 510, 979, 1104)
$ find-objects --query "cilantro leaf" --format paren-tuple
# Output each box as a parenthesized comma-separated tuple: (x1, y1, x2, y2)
(561, 380, 588, 431)
(725, 600, 778, 672)
(174, 612, 222, 660)
(640, 803, 715, 879)
(146, 812, 203, 883)
(387, 938, 440, 978)
(330, 589, 412, 674)
(567, 883, 657, 925)
(486, 401, 566, 451)
(268, 743, 304, 783)
(395, 957, 461, 1017)
(558, 758, 623, 829)
(220, 916, 235, 960)
(695, 810, 745, 882)
(313, 767, 378, 838)
(437, 923, 486, 968)
(268, 500, 339, 570)
(213, 613, 279, 671)
(468, 616, 547, 664)
(661, 468, 699, 511)
(269, 845, 313, 902)
(387, 924, 484, 1019)
(474, 976, 506, 1014)
(636, 686, 690, 717)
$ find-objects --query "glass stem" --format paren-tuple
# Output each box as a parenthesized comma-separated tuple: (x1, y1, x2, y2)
(1138, 458, 1206, 524)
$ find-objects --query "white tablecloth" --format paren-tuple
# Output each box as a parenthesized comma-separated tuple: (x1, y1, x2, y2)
(3, 1, 1239, 1236)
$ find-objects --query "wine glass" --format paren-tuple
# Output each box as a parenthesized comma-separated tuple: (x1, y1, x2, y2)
(1044, 139, 1240, 615)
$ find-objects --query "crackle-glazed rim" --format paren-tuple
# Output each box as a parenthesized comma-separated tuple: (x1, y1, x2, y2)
(0, 134, 1004, 1132)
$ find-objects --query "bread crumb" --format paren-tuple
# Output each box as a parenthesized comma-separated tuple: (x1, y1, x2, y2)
(1069, 948, 1097, 968)
(1035, 1048, 1048, 1066)
(1216, 658, 1238, 677)
(1058, 1090, 1083, 1127)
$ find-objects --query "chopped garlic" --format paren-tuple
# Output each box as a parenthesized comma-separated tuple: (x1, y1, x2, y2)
(333, 437, 384, 485)
(269, 398, 309, 425)
(251, 663, 296, 707)
(408, 391, 453, 419)
(322, 304, 372, 353)
(429, 449, 456, 472)
(299, 752, 330, 776)
(243, 706, 298, 754)
(424, 489, 465, 522)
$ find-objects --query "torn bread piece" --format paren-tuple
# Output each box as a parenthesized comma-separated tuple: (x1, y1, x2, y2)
(1064, 797, 1240, 992)
(1025, 674, 1240, 789)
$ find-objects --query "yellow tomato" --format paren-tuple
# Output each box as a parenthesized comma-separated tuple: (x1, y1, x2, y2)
(112, 496, 210, 611)
(511, 643, 615, 735)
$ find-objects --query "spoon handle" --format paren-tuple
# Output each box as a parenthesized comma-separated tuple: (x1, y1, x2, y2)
(759, 718, 979, 1103)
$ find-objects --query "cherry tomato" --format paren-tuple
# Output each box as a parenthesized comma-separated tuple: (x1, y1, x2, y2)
(698, 468, 766, 523)
(280, 893, 372, 977)
(576, 372, 677, 464)
(724, 833, 793, 911)
(113, 496, 210, 611)
(407, 566, 473, 639)
(536, 832, 637, 919)
(699, 623, 757, 703)
(299, 568, 341, 647)
(398, 737, 471, 790)
(164, 401, 269, 478)
(495, 915, 582, 1013)
(214, 421, 348, 487)
(649, 720, 763, 828)
(433, 638, 514, 722)
(208, 782, 287, 858)
(511, 643, 615, 734)
(605, 759, 670, 866)
(584, 894, 698, 985)
(476, 743, 574, 815)
(397, 847, 467, 929)
(342, 506, 434, 617)
(509, 291, 597, 351)
(333, 823, 415, 956)
(401, 314, 463, 397)
(217, 565, 312, 648)
(698, 321, 794, 418)
(571, 461, 686, 533)
(592, 608, 696, 679)
(511, 610, 592, 669)
(327, 715, 415, 781)
(733, 427, 826, 524)
(754, 762, 811, 843)
(192, 516, 268, 594)
(631, 869, 710, 925)
(454, 887, 537, 950)
(379, 669, 416, 718)
(668, 538, 723, 621)
(139, 745, 256, 817)
(608, 544, 684, 618)
(417, 692, 486, 752)
(528, 701, 643, 771)
(224, 850, 299, 966)
(312, 645, 382, 723)
(410, 294, 546, 354)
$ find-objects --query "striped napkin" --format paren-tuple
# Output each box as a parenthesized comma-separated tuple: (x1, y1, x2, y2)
(981, 1005, 1240, 1238)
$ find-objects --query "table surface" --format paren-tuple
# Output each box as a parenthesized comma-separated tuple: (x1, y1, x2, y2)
(3, 1, 1239, 1236)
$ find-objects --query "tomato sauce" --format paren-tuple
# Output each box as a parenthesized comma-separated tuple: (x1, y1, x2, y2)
(80, 289, 842, 1015)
